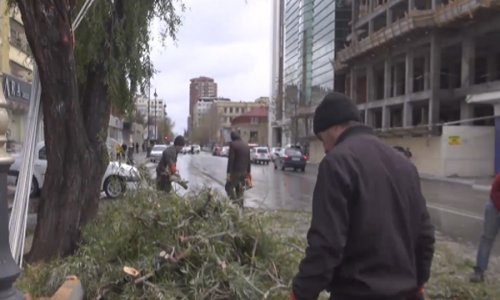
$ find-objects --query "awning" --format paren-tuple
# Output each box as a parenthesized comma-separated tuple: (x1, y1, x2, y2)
(466, 90, 500, 104)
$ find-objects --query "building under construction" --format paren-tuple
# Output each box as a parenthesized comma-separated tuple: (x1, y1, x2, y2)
(334, 0, 500, 177)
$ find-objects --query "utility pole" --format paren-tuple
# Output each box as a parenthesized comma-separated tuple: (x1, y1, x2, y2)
(154, 89, 157, 142)
(0, 83, 22, 300)
(146, 73, 151, 156)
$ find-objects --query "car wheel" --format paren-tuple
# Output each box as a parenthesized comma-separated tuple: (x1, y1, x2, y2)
(16, 176, 39, 198)
(274, 163, 277, 170)
(30, 177, 40, 198)
(301, 167, 306, 172)
(104, 176, 126, 199)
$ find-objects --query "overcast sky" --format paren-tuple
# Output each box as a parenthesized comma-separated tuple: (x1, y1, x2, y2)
(150, 0, 272, 134)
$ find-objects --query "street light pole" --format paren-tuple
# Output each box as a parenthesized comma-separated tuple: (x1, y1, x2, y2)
(0, 81, 22, 300)
(154, 89, 157, 142)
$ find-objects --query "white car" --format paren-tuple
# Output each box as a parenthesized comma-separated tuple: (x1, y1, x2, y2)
(149, 144, 168, 163)
(220, 146, 230, 157)
(250, 147, 271, 165)
(191, 144, 201, 154)
(181, 145, 191, 154)
(270, 147, 282, 161)
(8, 142, 141, 199)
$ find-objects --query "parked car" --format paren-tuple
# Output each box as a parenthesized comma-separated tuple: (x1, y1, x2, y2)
(270, 147, 282, 161)
(189, 144, 201, 154)
(8, 142, 141, 199)
(212, 145, 221, 156)
(273, 147, 307, 172)
(220, 146, 230, 157)
(250, 147, 271, 165)
(150, 144, 168, 162)
(393, 146, 412, 158)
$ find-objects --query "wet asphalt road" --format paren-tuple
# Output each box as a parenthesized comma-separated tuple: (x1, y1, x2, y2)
(159, 152, 500, 256)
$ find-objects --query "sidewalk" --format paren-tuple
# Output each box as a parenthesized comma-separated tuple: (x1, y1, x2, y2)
(419, 173, 493, 191)
(306, 161, 493, 191)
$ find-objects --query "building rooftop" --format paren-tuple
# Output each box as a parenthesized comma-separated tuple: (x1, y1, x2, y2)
(231, 107, 268, 125)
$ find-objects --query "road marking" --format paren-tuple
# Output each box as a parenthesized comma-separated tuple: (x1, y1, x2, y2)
(427, 203, 483, 221)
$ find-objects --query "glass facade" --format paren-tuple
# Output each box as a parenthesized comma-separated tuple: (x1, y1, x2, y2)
(284, 0, 338, 115)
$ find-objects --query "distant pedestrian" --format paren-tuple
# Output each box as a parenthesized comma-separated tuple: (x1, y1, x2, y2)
(156, 136, 185, 193)
(135, 142, 139, 153)
(470, 173, 500, 283)
(225, 132, 251, 207)
(290, 92, 435, 300)
(127, 145, 134, 165)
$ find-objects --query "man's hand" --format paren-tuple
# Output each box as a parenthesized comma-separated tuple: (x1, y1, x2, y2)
(226, 173, 231, 182)
(407, 287, 425, 300)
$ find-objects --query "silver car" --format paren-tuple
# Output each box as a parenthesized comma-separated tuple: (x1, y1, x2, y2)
(149, 144, 168, 163)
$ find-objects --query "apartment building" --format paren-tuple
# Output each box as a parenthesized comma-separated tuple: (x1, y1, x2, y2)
(135, 94, 166, 140)
(334, 0, 500, 177)
(193, 97, 230, 128)
(189, 76, 217, 132)
(231, 107, 269, 145)
(0, 3, 34, 144)
(209, 98, 269, 144)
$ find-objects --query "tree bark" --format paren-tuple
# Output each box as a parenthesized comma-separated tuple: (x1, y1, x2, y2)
(16, 1, 109, 261)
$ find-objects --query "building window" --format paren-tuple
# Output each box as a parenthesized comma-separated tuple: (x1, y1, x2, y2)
(9, 61, 32, 81)
(235, 107, 239, 114)
(230, 107, 233, 114)
(250, 131, 258, 143)
(224, 107, 227, 113)
(251, 117, 258, 124)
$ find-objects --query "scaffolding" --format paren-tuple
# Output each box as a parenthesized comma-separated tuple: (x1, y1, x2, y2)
(336, 0, 500, 65)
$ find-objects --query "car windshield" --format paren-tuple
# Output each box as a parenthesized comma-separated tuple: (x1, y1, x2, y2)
(257, 148, 268, 154)
(285, 149, 302, 156)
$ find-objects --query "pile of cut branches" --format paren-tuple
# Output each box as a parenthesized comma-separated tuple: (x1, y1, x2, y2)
(17, 189, 303, 299)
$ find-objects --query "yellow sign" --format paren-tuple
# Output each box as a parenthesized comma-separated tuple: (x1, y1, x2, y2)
(448, 136, 461, 145)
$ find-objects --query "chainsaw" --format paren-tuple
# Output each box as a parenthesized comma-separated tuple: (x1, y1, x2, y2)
(166, 173, 189, 190)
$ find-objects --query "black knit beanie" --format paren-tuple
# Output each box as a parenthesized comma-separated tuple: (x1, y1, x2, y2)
(230, 131, 241, 141)
(174, 135, 186, 146)
(313, 92, 360, 135)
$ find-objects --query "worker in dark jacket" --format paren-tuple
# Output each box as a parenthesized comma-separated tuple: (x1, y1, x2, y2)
(291, 92, 435, 300)
(225, 132, 251, 206)
(470, 173, 500, 282)
(156, 136, 185, 193)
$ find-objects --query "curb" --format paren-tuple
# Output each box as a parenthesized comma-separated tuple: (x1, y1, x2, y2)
(419, 174, 476, 186)
(472, 184, 491, 192)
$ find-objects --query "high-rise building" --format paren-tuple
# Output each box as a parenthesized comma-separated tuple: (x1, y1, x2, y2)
(270, 0, 351, 162)
(189, 76, 217, 132)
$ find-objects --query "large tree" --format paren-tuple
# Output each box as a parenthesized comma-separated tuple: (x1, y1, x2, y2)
(15, 0, 184, 261)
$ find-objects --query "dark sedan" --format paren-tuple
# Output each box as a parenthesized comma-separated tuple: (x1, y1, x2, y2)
(273, 148, 307, 172)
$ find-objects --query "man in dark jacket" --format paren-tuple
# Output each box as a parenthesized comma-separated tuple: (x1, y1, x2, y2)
(291, 92, 435, 300)
(225, 132, 251, 206)
(156, 136, 185, 193)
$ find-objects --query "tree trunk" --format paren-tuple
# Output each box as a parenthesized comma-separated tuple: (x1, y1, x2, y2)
(79, 65, 111, 226)
(17, 1, 109, 261)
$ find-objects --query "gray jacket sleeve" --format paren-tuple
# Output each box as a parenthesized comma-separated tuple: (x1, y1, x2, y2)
(292, 157, 351, 300)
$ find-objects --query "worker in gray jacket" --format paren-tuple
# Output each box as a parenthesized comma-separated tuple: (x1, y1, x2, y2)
(156, 136, 185, 193)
